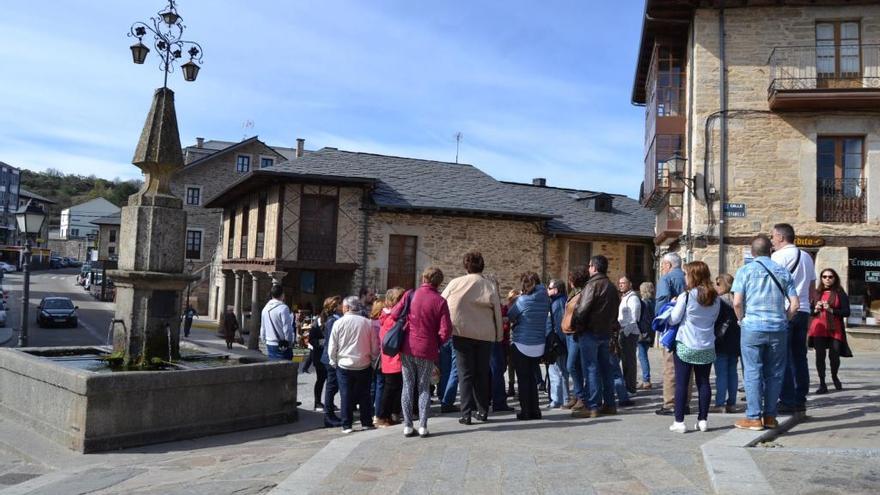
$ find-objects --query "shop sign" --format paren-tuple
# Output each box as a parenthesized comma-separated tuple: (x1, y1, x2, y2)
(866, 271, 880, 283)
(795, 236, 825, 248)
(850, 258, 880, 268)
(723, 203, 746, 218)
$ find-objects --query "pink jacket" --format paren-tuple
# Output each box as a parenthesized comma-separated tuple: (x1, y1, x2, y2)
(378, 308, 402, 373)
(397, 284, 453, 362)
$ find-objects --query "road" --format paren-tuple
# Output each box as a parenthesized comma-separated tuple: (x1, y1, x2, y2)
(2, 268, 114, 347)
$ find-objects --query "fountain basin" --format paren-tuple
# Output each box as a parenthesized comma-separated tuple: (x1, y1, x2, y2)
(0, 344, 298, 453)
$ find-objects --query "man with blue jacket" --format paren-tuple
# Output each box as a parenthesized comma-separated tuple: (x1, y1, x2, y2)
(655, 252, 689, 416)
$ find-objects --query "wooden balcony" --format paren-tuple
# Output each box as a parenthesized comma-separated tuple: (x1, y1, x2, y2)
(768, 44, 880, 111)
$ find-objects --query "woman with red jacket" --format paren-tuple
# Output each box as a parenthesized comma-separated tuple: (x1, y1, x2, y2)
(397, 266, 453, 438)
(808, 268, 853, 393)
(375, 287, 406, 427)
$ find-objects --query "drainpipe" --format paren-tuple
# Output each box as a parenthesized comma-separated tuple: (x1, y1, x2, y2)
(718, 1, 729, 275)
(686, 16, 696, 263)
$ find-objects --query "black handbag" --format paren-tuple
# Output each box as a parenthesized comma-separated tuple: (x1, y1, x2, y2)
(543, 303, 565, 362)
(267, 306, 291, 353)
(382, 291, 414, 357)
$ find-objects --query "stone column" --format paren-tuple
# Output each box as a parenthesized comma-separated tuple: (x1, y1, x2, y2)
(269, 271, 287, 286)
(233, 270, 243, 331)
(248, 271, 264, 350)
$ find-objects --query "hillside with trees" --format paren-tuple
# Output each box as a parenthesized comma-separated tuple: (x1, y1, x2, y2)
(20, 168, 142, 227)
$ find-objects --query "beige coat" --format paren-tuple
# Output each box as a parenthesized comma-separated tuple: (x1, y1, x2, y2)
(441, 273, 503, 342)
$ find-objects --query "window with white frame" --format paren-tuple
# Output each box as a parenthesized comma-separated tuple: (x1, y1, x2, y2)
(185, 230, 203, 260)
(236, 155, 251, 173)
(185, 186, 202, 206)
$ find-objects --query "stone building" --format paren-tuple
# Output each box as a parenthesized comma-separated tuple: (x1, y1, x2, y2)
(204, 147, 654, 335)
(634, 1, 880, 338)
(91, 213, 120, 261)
(173, 136, 305, 313)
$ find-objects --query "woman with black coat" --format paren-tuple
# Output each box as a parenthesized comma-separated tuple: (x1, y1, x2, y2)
(711, 274, 741, 414)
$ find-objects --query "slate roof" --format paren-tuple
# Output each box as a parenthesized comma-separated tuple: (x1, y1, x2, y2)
(91, 212, 121, 226)
(207, 147, 655, 239)
(19, 188, 56, 204)
(500, 182, 655, 239)
(183, 138, 307, 163)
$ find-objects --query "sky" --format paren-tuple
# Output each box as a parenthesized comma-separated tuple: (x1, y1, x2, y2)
(0, 1, 647, 197)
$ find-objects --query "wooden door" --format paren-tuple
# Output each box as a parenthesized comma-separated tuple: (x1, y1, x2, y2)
(387, 235, 417, 290)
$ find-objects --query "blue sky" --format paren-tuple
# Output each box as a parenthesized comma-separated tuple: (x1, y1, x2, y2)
(0, 1, 647, 197)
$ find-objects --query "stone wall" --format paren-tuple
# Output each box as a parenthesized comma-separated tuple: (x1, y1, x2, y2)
(678, 5, 880, 271)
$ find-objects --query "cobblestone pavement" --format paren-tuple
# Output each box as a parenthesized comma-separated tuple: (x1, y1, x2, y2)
(0, 334, 877, 495)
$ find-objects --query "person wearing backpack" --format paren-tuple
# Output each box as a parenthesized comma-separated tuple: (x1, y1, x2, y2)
(711, 274, 741, 414)
(636, 282, 656, 389)
(616, 276, 641, 395)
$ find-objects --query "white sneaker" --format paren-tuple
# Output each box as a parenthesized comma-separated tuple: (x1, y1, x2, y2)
(418, 427, 429, 438)
(696, 420, 708, 432)
(403, 426, 415, 437)
(342, 427, 353, 434)
(669, 421, 687, 433)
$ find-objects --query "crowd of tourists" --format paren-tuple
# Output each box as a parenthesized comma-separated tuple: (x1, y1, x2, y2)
(251, 222, 852, 436)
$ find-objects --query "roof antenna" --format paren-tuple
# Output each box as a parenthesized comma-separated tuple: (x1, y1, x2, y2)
(242, 119, 254, 140)
(454, 132, 463, 163)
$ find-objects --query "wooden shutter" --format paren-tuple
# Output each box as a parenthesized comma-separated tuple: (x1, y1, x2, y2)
(299, 194, 338, 262)
(387, 235, 417, 290)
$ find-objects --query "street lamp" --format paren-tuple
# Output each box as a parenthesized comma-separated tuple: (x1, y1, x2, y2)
(128, 0, 204, 88)
(15, 200, 46, 348)
(185, 259, 195, 308)
(664, 152, 695, 190)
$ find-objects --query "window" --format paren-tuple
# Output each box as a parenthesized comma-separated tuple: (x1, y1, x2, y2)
(626, 245, 649, 289)
(260, 157, 274, 168)
(568, 241, 592, 272)
(70, 228, 80, 238)
(227, 209, 236, 258)
(236, 155, 251, 173)
(186, 230, 203, 260)
(388, 235, 418, 290)
(185, 186, 201, 206)
(816, 21, 861, 87)
(255, 192, 267, 258)
(654, 46, 684, 117)
(240, 205, 249, 259)
(109, 229, 117, 243)
(817, 136, 865, 223)
(108, 246, 116, 256)
(298, 194, 338, 262)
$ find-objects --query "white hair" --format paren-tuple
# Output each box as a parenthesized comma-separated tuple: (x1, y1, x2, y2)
(662, 252, 682, 268)
(342, 296, 361, 313)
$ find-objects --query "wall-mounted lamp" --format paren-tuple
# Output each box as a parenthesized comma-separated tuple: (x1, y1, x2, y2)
(664, 152, 695, 190)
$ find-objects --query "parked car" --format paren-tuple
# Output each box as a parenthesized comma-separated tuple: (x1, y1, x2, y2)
(36, 297, 78, 328)
(83, 272, 98, 290)
(77, 264, 92, 285)
(49, 257, 63, 269)
(65, 258, 82, 268)
(0, 262, 16, 273)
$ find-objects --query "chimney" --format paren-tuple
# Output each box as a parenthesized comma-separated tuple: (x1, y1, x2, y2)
(296, 138, 305, 158)
(532, 178, 546, 187)
(196, 137, 204, 149)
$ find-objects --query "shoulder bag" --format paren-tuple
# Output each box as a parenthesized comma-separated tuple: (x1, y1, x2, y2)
(561, 291, 581, 334)
(544, 302, 564, 362)
(382, 291, 414, 357)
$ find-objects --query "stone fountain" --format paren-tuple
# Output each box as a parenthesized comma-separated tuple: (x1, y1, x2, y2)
(0, 88, 298, 453)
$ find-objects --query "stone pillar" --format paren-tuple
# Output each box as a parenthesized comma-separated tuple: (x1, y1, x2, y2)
(248, 271, 264, 350)
(233, 270, 244, 331)
(109, 87, 197, 366)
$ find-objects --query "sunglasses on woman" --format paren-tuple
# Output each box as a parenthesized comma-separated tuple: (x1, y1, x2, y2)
(821, 275, 835, 279)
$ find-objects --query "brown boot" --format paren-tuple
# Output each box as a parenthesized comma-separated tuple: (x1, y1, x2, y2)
(570, 399, 586, 411)
(734, 418, 765, 431)
(561, 398, 578, 410)
(762, 416, 778, 429)
(572, 408, 600, 419)
(598, 405, 618, 416)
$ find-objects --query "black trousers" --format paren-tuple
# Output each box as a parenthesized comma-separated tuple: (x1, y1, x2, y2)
(454, 336, 492, 417)
(324, 364, 340, 421)
(379, 371, 403, 419)
(673, 350, 711, 422)
(337, 367, 373, 429)
(512, 345, 542, 419)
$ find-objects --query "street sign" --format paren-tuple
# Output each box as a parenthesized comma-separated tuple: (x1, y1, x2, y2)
(723, 203, 746, 218)
(867, 271, 880, 283)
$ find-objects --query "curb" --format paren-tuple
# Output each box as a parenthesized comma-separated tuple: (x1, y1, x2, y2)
(701, 413, 803, 495)
(0, 328, 14, 347)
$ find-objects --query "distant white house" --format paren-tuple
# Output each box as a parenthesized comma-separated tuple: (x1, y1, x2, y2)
(59, 197, 120, 240)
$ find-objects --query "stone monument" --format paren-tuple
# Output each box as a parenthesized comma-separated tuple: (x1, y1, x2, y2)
(109, 87, 196, 366)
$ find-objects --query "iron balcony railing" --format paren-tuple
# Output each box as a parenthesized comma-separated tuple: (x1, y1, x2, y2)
(768, 44, 880, 95)
(817, 178, 866, 223)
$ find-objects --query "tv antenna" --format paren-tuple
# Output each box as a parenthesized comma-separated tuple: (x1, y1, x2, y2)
(454, 132, 463, 163)
(242, 119, 254, 139)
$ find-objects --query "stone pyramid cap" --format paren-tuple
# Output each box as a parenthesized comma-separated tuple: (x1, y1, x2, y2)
(132, 87, 184, 170)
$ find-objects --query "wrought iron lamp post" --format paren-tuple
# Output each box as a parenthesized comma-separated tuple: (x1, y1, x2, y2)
(15, 200, 46, 347)
(128, 0, 204, 88)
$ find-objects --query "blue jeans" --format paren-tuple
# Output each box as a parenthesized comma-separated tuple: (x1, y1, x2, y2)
(780, 312, 810, 408)
(371, 369, 384, 416)
(439, 340, 458, 406)
(336, 367, 373, 429)
(741, 330, 788, 419)
(608, 351, 630, 405)
(566, 334, 584, 402)
(714, 352, 738, 406)
(637, 341, 651, 382)
(324, 365, 340, 421)
(266, 344, 293, 361)
(578, 333, 615, 410)
(490, 342, 509, 409)
(548, 353, 569, 406)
